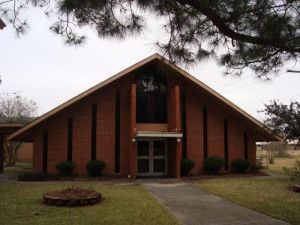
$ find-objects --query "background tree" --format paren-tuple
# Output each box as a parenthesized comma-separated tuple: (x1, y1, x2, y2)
(0, 92, 37, 166)
(261, 100, 300, 144)
(0, 0, 299, 77)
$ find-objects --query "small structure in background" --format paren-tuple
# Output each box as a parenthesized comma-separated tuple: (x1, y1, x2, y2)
(0, 18, 6, 30)
(257, 141, 299, 152)
(16, 143, 33, 162)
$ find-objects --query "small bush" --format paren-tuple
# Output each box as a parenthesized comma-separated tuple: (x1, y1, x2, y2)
(87, 160, 106, 177)
(250, 161, 263, 172)
(231, 159, 251, 173)
(268, 157, 275, 164)
(18, 172, 58, 181)
(56, 161, 76, 176)
(283, 160, 300, 181)
(204, 156, 226, 174)
(181, 158, 195, 176)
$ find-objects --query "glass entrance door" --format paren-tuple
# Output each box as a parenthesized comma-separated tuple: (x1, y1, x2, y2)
(137, 139, 167, 176)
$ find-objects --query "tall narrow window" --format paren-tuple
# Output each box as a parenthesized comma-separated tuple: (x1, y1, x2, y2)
(181, 93, 187, 158)
(203, 107, 208, 159)
(42, 131, 48, 173)
(136, 72, 167, 123)
(224, 119, 228, 170)
(91, 104, 97, 160)
(244, 132, 248, 160)
(115, 91, 121, 173)
(67, 117, 73, 162)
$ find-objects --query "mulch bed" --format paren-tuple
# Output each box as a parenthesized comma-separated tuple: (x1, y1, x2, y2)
(292, 184, 300, 192)
(43, 187, 102, 206)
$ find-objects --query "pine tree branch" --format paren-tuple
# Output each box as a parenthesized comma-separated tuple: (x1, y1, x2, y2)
(176, 0, 299, 53)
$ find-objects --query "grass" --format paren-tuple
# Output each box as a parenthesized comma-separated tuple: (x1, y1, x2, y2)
(263, 157, 299, 175)
(0, 182, 180, 225)
(4, 162, 32, 174)
(198, 177, 300, 225)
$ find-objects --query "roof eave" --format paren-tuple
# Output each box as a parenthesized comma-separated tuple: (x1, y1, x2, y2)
(9, 53, 279, 142)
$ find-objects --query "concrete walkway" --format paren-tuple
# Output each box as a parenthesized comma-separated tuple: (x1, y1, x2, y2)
(142, 181, 289, 225)
(0, 173, 17, 182)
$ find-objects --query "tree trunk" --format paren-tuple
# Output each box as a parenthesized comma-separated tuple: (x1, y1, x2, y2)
(4, 137, 21, 167)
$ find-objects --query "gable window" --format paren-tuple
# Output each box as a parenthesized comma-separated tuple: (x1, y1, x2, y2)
(136, 73, 167, 123)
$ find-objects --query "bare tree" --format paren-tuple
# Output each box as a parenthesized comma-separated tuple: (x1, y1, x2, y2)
(0, 92, 37, 166)
(0, 92, 37, 123)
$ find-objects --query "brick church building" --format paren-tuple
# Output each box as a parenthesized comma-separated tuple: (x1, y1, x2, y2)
(9, 54, 277, 178)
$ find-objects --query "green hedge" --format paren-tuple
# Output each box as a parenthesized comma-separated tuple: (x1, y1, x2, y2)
(231, 159, 250, 173)
(181, 158, 195, 176)
(87, 160, 106, 177)
(56, 161, 76, 176)
(204, 156, 226, 174)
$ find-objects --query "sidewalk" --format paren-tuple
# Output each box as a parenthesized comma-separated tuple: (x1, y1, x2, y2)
(142, 181, 289, 225)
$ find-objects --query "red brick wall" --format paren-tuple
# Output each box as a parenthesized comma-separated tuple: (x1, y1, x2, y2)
(185, 90, 204, 175)
(178, 74, 257, 174)
(32, 76, 133, 176)
(31, 63, 258, 176)
(32, 129, 43, 172)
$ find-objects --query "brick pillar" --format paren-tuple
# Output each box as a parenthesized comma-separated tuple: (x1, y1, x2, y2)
(174, 85, 181, 178)
(168, 84, 181, 131)
(168, 84, 182, 178)
(130, 84, 137, 178)
(175, 141, 182, 178)
(174, 85, 181, 131)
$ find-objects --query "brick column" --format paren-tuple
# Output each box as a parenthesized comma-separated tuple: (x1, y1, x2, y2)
(168, 84, 182, 178)
(168, 84, 181, 131)
(174, 85, 181, 131)
(130, 84, 137, 178)
(175, 141, 182, 178)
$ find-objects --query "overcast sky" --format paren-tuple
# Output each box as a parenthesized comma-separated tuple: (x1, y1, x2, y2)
(1, 8, 299, 121)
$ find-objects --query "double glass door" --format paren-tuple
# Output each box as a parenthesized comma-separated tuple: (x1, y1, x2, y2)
(137, 139, 167, 176)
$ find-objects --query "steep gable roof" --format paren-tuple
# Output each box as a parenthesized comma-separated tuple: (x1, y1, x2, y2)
(9, 53, 280, 141)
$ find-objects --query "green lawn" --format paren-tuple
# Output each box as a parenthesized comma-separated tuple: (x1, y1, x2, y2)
(4, 162, 32, 174)
(263, 157, 299, 175)
(0, 182, 180, 225)
(198, 178, 300, 225)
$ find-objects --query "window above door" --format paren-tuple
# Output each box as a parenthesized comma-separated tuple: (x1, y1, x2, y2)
(136, 71, 167, 123)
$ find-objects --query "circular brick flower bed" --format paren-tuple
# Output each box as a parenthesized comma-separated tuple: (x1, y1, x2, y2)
(43, 187, 102, 206)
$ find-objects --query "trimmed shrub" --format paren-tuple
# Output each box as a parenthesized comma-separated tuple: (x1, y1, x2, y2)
(181, 158, 195, 176)
(87, 160, 106, 177)
(231, 159, 251, 173)
(204, 156, 226, 174)
(56, 161, 76, 176)
(18, 172, 58, 181)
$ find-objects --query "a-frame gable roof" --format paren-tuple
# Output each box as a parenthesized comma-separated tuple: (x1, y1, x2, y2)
(9, 53, 280, 141)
